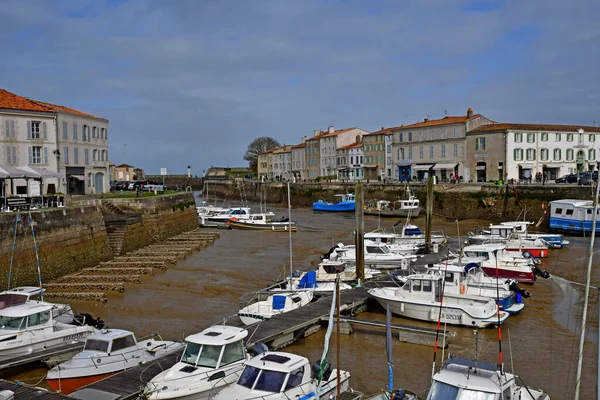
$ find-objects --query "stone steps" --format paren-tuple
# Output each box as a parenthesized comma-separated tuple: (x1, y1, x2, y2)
(45, 282, 125, 292)
(70, 271, 147, 280)
(99, 261, 166, 269)
(45, 291, 108, 303)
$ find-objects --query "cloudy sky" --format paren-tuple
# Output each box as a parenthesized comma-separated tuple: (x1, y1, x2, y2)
(1, 0, 598, 174)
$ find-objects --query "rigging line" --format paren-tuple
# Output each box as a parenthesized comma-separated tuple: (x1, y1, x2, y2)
(431, 249, 450, 381)
(7, 214, 19, 290)
(494, 249, 503, 367)
(29, 213, 44, 301)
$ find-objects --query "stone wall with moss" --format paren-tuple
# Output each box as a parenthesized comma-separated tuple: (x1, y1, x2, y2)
(0, 206, 111, 288)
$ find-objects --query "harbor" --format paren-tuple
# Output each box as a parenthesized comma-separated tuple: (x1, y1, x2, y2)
(0, 192, 597, 399)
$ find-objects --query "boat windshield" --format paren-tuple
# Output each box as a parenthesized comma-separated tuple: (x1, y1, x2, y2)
(0, 294, 29, 309)
(238, 365, 288, 392)
(427, 381, 497, 400)
(84, 339, 110, 352)
(239, 365, 261, 389)
(366, 246, 386, 254)
(181, 342, 223, 368)
(464, 251, 490, 260)
(0, 316, 25, 330)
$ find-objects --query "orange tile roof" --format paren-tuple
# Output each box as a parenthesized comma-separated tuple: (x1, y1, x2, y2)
(469, 123, 600, 134)
(322, 128, 353, 137)
(399, 114, 481, 129)
(292, 142, 306, 148)
(341, 142, 363, 149)
(31, 99, 105, 120)
(0, 88, 54, 113)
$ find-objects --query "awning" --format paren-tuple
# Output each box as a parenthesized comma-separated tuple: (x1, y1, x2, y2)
(542, 163, 562, 168)
(519, 163, 534, 169)
(69, 175, 84, 181)
(0, 165, 39, 178)
(433, 163, 457, 170)
(18, 166, 64, 180)
(412, 164, 434, 172)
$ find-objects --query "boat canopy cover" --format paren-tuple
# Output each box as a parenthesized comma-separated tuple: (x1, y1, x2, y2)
(298, 271, 318, 289)
(404, 226, 422, 236)
(464, 263, 480, 273)
(272, 295, 286, 310)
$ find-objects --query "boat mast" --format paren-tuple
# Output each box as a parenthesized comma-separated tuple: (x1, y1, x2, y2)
(287, 182, 293, 289)
(574, 175, 600, 400)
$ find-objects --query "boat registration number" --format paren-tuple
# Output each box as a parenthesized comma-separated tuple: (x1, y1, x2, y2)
(63, 332, 86, 342)
(440, 309, 461, 322)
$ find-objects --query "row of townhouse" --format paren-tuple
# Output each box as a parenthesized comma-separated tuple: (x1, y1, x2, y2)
(0, 88, 110, 195)
(256, 109, 600, 183)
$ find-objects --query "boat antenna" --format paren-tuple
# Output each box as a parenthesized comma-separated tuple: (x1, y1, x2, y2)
(29, 213, 44, 301)
(431, 249, 450, 381)
(493, 249, 503, 368)
(574, 162, 600, 400)
(287, 182, 293, 290)
(7, 214, 19, 290)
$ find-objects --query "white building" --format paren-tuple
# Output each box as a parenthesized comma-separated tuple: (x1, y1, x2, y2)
(319, 126, 368, 177)
(1, 89, 60, 196)
(291, 140, 307, 181)
(467, 123, 600, 182)
(272, 145, 293, 181)
(345, 140, 364, 181)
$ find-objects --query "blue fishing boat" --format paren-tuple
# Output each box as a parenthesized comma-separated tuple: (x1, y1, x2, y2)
(550, 199, 600, 234)
(313, 193, 355, 212)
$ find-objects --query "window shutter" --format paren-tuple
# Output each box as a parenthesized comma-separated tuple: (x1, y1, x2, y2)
(44, 147, 48, 164)
(10, 121, 15, 138)
(475, 139, 479, 151)
(73, 123, 77, 140)
(4, 120, 8, 138)
(28, 147, 33, 164)
(63, 121, 68, 139)
(11, 146, 16, 164)
(27, 121, 32, 139)
(43, 122, 48, 139)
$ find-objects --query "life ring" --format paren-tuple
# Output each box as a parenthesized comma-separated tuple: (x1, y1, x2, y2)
(460, 284, 466, 294)
(541, 201, 548, 215)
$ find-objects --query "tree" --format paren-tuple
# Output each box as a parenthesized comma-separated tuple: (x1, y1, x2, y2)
(244, 137, 280, 171)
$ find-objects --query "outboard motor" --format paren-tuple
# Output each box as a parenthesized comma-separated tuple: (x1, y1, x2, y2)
(321, 245, 340, 260)
(508, 280, 532, 299)
(72, 313, 104, 329)
(392, 389, 407, 400)
(249, 343, 269, 356)
(312, 360, 332, 380)
(522, 251, 541, 265)
(532, 265, 551, 279)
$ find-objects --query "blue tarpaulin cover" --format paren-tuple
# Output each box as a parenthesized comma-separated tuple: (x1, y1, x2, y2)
(272, 295, 286, 310)
(298, 271, 318, 289)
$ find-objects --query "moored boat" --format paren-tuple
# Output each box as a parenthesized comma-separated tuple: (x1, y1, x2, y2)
(47, 329, 183, 395)
(324, 242, 417, 270)
(368, 272, 510, 328)
(228, 213, 296, 232)
(213, 351, 351, 400)
(364, 193, 421, 218)
(144, 325, 248, 400)
(313, 194, 355, 212)
(238, 291, 313, 325)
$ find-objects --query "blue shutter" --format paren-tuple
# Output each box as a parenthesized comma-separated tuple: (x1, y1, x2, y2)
(10, 120, 15, 138)
(44, 147, 48, 164)
(43, 122, 48, 139)
(27, 121, 32, 139)
(28, 147, 33, 164)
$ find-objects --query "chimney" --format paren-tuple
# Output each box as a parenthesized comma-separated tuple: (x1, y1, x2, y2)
(314, 129, 320, 137)
(467, 108, 473, 118)
(302, 135, 308, 143)
(328, 125, 334, 134)
(424, 118, 429, 122)
(381, 126, 385, 130)
(356, 135, 361, 144)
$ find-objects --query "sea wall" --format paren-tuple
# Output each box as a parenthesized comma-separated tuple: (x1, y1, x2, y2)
(205, 181, 596, 223)
(0, 206, 111, 288)
(0, 193, 199, 288)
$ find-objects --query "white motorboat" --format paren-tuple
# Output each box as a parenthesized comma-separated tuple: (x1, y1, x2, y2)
(325, 242, 416, 270)
(228, 213, 295, 232)
(238, 291, 313, 325)
(364, 193, 421, 218)
(144, 325, 248, 400)
(418, 263, 529, 315)
(47, 329, 183, 395)
(364, 238, 420, 255)
(274, 270, 353, 294)
(452, 243, 549, 284)
(427, 357, 550, 399)
(0, 302, 98, 363)
(214, 351, 351, 400)
(0, 286, 74, 324)
(368, 272, 509, 328)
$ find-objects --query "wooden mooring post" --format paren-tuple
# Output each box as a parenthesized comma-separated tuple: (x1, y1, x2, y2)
(355, 182, 365, 284)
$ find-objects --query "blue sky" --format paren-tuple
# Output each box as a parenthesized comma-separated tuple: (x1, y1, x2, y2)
(1, 0, 598, 174)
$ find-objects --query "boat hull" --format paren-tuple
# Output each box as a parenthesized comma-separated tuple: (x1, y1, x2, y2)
(364, 208, 421, 218)
(480, 266, 535, 284)
(312, 202, 355, 212)
(0, 327, 92, 363)
(47, 371, 118, 395)
(228, 221, 297, 232)
(505, 247, 548, 258)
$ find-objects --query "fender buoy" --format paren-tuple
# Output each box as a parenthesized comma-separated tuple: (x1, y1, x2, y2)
(230, 217, 238, 222)
(460, 284, 466, 295)
(541, 201, 548, 215)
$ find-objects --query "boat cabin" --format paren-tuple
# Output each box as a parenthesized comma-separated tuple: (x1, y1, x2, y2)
(398, 273, 443, 302)
(427, 358, 519, 400)
(0, 287, 44, 310)
(83, 329, 138, 354)
(365, 242, 393, 255)
(0, 302, 53, 332)
(550, 199, 600, 233)
(401, 223, 423, 236)
(181, 325, 247, 370)
(236, 352, 311, 394)
(460, 244, 506, 262)
(226, 208, 252, 217)
(335, 194, 355, 203)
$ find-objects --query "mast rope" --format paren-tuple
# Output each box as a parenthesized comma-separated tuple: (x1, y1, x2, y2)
(6, 214, 19, 290)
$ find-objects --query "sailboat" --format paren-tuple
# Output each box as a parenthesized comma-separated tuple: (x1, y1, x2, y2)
(237, 183, 313, 325)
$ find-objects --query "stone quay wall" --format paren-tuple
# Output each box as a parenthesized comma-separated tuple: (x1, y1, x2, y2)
(0, 193, 199, 288)
(205, 181, 596, 224)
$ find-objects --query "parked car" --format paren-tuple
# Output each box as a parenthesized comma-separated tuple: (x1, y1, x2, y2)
(134, 180, 149, 190)
(114, 181, 128, 190)
(143, 184, 165, 192)
(109, 181, 117, 191)
(578, 171, 598, 185)
(555, 174, 578, 184)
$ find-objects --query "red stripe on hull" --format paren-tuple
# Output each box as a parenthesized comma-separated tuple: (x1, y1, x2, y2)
(506, 247, 548, 258)
(481, 266, 535, 284)
(47, 371, 119, 395)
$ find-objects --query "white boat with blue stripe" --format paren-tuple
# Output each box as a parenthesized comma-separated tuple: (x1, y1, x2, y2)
(550, 199, 600, 234)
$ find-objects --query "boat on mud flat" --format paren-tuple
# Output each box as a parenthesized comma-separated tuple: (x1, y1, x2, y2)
(228, 213, 296, 232)
(144, 325, 248, 400)
(213, 351, 351, 400)
(364, 189, 421, 218)
(323, 242, 417, 270)
(47, 329, 183, 395)
(369, 272, 510, 328)
(313, 194, 355, 212)
(238, 291, 313, 325)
